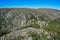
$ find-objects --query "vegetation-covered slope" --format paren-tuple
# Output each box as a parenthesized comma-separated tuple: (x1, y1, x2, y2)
(0, 8, 60, 40)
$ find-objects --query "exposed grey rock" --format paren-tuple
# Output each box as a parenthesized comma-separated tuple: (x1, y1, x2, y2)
(0, 8, 60, 40)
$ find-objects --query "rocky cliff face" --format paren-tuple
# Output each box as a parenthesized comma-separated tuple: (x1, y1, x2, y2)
(0, 8, 60, 40)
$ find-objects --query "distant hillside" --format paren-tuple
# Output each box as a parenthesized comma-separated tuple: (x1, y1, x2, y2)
(0, 8, 60, 40)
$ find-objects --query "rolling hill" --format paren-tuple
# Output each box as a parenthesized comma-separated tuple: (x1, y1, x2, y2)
(0, 8, 60, 40)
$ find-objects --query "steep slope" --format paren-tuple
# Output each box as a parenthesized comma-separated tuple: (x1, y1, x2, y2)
(0, 8, 60, 40)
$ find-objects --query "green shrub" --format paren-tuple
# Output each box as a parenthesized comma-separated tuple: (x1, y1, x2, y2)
(0, 29, 10, 37)
(17, 35, 24, 40)
(18, 23, 40, 30)
(43, 23, 60, 40)
(28, 31, 40, 40)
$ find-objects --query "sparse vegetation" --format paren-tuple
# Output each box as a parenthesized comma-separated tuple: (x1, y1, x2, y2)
(18, 23, 40, 30)
(0, 29, 10, 36)
(43, 21, 60, 40)
(0, 8, 60, 40)
(17, 35, 24, 40)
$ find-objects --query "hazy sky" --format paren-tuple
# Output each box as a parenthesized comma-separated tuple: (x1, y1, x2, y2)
(0, 0, 59, 9)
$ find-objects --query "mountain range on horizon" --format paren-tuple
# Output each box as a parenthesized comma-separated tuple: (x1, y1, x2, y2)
(0, 8, 60, 40)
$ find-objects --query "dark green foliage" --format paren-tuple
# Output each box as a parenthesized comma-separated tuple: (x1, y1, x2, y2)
(39, 14, 50, 21)
(18, 23, 40, 30)
(0, 29, 10, 36)
(43, 22, 60, 40)
(39, 16, 45, 21)
(49, 18, 60, 24)
(17, 35, 24, 40)
(0, 13, 9, 36)
(28, 31, 40, 40)
(0, 11, 12, 37)
(26, 13, 38, 23)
